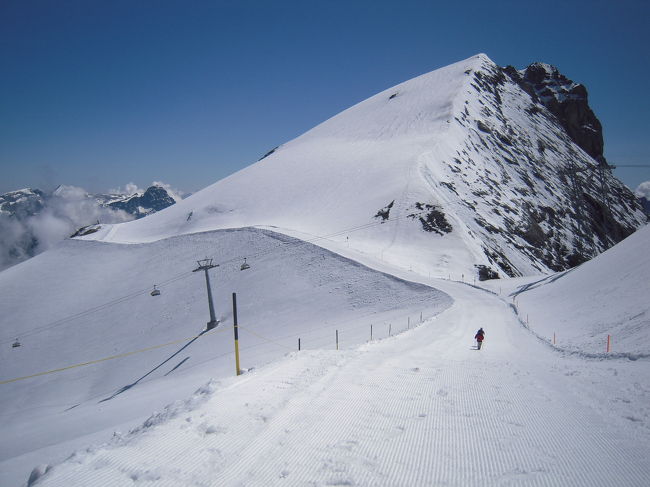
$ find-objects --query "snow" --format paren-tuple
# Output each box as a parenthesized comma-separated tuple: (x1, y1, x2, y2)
(0, 228, 449, 486)
(505, 224, 650, 356)
(1, 53, 649, 485)
(2, 222, 649, 486)
(14, 276, 650, 486)
(77, 54, 644, 280)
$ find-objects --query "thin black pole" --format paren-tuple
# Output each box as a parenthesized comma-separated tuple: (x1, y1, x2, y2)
(232, 293, 241, 376)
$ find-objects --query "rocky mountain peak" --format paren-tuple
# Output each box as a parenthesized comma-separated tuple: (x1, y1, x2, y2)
(0, 188, 46, 219)
(503, 62, 604, 162)
(106, 184, 176, 218)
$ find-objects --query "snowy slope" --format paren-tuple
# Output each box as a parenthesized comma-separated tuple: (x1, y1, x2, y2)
(0, 228, 450, 486)
(23, 279, 650, 486)
(80, 54, 645, 279)
(506, 223, 650, 356)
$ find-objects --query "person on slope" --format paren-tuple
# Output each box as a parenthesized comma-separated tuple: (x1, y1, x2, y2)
(474, 328, 485, 350)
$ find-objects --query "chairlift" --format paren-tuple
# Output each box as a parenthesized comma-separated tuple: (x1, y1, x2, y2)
(150, 285, 161, 297)
(12, 338, 21, 348)
(240, 258, 250, 271)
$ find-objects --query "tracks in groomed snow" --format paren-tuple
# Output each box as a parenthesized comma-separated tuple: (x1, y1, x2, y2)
(36, 281, 650, 486)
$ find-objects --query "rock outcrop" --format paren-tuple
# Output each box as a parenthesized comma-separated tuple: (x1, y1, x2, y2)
(503, 62, 604, 162)
(107, 185, 176, 218)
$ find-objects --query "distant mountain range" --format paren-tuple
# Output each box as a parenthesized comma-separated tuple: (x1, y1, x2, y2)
(1, 185, 177, 221)
(0, 184, 178, 270)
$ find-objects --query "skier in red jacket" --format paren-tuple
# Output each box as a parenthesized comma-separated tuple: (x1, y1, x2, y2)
(475, 328, 485, 350)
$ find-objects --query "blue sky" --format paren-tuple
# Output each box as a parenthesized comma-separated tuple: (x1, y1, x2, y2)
(1, 0, 649, 195)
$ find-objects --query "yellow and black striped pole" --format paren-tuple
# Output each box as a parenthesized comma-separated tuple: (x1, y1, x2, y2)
(232, 292, 241, 376)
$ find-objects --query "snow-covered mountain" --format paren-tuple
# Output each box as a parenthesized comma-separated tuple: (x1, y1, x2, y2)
(2, 54, 649, 485)
(0, 188, 48, 219)
(79, 54, 645, 279)
(93, 185, 179, 219)
(0, 184, 178, 270)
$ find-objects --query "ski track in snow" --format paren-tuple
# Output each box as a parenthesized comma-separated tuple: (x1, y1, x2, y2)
(34, 281, 650, 486)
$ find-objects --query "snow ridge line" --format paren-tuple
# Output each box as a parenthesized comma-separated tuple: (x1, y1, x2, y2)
(3, 220, 436, 347)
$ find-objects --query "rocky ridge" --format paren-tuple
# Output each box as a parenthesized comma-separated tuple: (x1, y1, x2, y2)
(423, 56, 644, 275)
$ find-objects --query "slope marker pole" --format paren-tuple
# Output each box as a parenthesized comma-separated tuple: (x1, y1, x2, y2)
(336, 330, 339, 350)
(606, 334, 611, 353)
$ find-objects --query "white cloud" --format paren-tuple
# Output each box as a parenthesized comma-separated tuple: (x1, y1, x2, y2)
(634, 181, 650, 199)
(0, 186, 134, 270)
(110, 182, 144, 195)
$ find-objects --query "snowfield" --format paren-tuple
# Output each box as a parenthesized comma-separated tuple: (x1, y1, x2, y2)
(2, 224, 649, 486)
(18, 272, 650, 486)
(0, 227, 450, 486)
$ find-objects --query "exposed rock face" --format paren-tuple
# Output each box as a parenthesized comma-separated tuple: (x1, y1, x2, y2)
(503, 63, 604, 162)
(107, 185, 176, 218)
(448, 56, 644, 277)
(0, 189, 46, 219)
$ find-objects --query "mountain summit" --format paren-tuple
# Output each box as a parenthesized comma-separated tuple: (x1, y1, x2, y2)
(82, 54, 645, 278)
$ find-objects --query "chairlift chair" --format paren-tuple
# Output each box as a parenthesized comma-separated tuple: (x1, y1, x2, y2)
(12, 339, 21, 348)
(150, 285, 161, 296)
(240, 258, 250, 271)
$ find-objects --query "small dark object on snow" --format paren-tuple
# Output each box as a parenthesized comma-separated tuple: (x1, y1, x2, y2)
(12, 338, 21, 348)
(474, 328, 485, 350)
(150, 285, 161, 297)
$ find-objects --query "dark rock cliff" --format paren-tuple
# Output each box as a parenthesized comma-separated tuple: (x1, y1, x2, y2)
(108, 185, 176, 218)
(503, 63, 605, 162)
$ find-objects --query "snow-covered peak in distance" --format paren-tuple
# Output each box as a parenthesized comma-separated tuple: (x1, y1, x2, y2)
(81, 54, 645, 279)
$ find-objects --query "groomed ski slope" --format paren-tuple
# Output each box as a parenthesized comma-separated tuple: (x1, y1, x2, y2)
(0, 228, 451, 486)
(30, 277, 650, 486)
